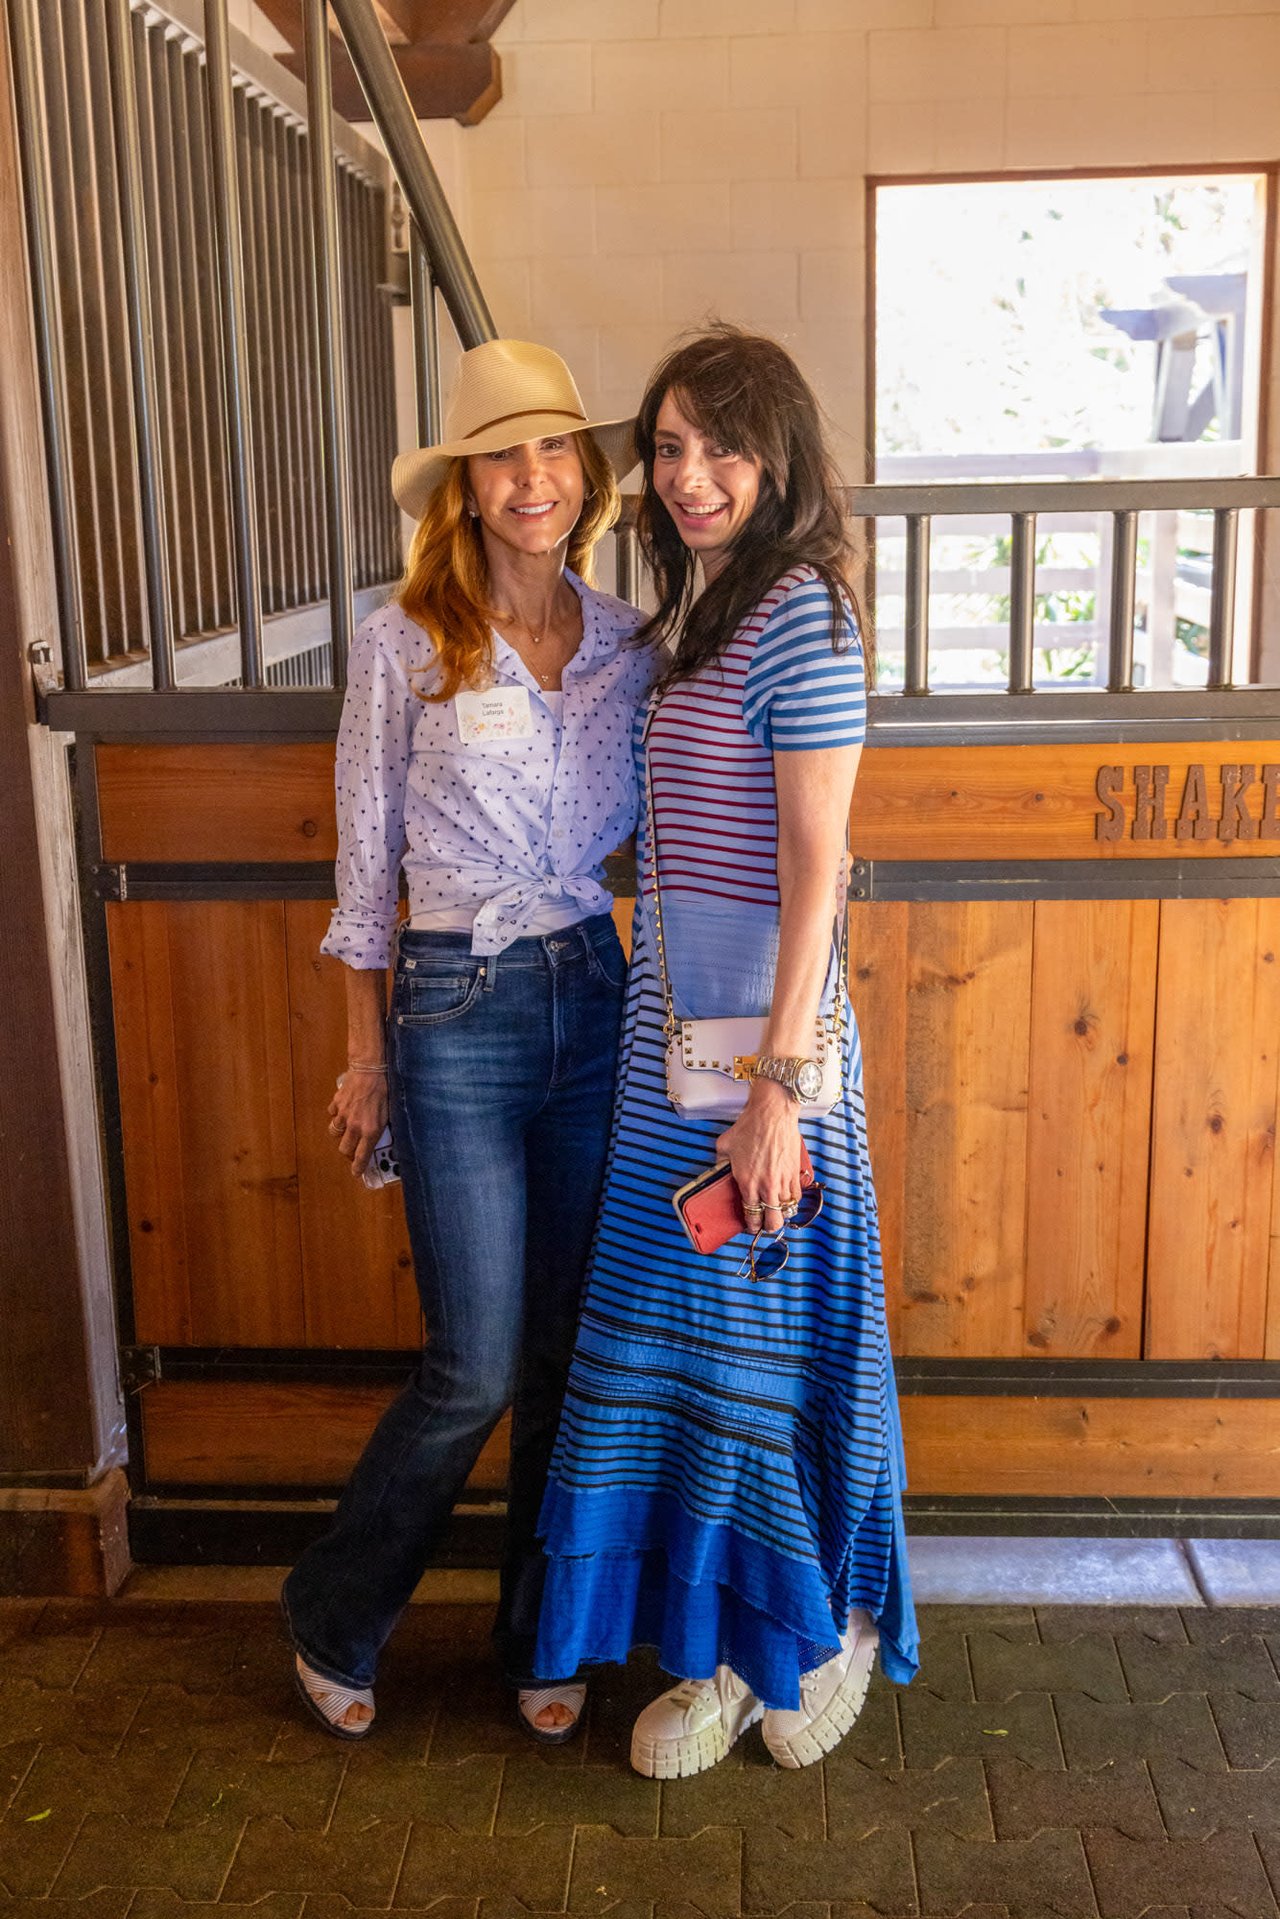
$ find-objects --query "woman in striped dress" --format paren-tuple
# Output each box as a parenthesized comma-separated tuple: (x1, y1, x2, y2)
(533, 325, 918, 1778)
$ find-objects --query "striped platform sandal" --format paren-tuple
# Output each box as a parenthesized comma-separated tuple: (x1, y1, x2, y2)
(293, 1652, 376, 1741)
(516, 1683, 587, 1746)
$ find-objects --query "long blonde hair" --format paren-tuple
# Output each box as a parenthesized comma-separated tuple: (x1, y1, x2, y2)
(397, 432, 621, 703)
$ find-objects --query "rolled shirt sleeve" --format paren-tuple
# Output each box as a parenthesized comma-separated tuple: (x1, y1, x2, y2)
(320, 619, 418, 970)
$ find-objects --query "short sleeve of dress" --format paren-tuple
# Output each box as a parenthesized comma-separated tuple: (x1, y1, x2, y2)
(741, 570, 867, 752)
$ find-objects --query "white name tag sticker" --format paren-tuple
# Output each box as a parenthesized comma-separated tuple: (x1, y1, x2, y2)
(454, 686, 534, 744)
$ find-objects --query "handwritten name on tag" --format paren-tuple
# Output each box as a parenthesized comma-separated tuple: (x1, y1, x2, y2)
(455, 686, 534, 744)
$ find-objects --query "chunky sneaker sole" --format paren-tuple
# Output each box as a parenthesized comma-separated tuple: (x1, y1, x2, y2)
(630, 1671, 764, 1779)
(762, 1624, 879, 1769)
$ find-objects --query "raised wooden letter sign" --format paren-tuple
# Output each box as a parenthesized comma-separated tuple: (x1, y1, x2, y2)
(1095, 762, 1280, 845)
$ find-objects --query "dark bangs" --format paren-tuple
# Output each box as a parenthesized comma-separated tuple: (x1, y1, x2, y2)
(632, 324, 870, 690)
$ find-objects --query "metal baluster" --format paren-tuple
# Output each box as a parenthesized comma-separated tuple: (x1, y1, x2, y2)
(104, 0, 177, 688)
(1107, 507, 1138, 693)
(1007, 510, 1036, 694)
(84, 0, 145, 660)
(328, 0, 494, 347)
(903, 513, 930, 695)
(203, 0, 263, 686)
(302, 0, 353, 684)
(10, 0, 88, 687)
(170, 29, 220, 638)
(616, 516, 641, 606)
(409, 227, 440, 447)
(1207, 506, 1238, 690)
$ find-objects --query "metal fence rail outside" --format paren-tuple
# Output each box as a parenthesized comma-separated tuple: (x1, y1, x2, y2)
(852, 476, 1280, 697)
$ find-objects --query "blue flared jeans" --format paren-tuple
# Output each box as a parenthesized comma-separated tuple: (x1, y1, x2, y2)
(281, 912, 626, 1691)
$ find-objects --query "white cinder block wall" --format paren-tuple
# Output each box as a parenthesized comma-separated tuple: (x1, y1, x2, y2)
(437, 0, 1280, 486)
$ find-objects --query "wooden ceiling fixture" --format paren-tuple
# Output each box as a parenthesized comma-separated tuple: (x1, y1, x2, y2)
(256, 1, 514, 126)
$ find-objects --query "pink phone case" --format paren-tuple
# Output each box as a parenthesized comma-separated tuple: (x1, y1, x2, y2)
(672, 1143, 814, 1255)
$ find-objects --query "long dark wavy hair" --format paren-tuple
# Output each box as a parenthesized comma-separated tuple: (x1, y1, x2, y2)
(634, 324, 869, 689)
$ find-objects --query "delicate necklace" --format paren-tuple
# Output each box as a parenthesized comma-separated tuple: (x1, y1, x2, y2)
(499, 611, 559, 686)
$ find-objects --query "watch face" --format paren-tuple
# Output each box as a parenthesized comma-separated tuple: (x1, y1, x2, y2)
(796, 1059, 823, 1101)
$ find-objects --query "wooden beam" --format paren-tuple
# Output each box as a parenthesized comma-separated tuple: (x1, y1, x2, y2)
(277, 38, 500, 125)
(255, 0, 506, 122)
(391, 0, 516, 42)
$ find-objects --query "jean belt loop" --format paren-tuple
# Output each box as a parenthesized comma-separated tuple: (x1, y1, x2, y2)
(481, 946, 497, 992)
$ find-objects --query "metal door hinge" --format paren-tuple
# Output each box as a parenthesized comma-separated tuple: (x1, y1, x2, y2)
(120, 1345, 160, 1393)
(92, 863, 127, 902)
(847, 858, 874, 901)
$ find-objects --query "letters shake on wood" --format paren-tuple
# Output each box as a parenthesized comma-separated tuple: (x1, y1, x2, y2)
(1095, 763, 1280, 843)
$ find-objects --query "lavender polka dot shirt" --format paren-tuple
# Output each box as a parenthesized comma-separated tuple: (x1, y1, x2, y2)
(322, 570, 655, 967)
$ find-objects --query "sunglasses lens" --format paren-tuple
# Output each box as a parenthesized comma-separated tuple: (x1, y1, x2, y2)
(751, 1236, 789, 1280)
(793, 1183, 824, 1228)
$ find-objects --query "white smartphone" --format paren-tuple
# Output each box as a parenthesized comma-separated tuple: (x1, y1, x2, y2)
(335, 1076, 401, 1190)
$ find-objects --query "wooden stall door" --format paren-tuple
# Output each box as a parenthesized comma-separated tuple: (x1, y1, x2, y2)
(94, 738, 1280, 1520)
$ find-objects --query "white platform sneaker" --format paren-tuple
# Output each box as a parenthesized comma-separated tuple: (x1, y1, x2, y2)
(630, 1665, 764, 1779)
(761, 1610, 879, 1769)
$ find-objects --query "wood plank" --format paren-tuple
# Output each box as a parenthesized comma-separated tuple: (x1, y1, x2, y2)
(850, 903, 909, 1347)
(854, 741, 1280, 861)
(1146, 899, 1280, 1359)
(901, 1394, 1280, 1498)
(284, 901, 419, 1349)
(1022, 901, 1158, 1358)
(1270, 1039, 1280, 1358)
(900, 903, 1033, 1357)
(166, 902, 305, 1344)
(97, 740, 1280, 868)
(143, 1381, 510, 1491)
(107, 903, 192, 1343)
(97, 743, 337, 862)
(142, 1379, 1280, 1502)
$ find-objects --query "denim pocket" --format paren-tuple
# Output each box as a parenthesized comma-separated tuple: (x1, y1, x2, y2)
(396, 967, 484, 1026)
(590, 931, 629, 991)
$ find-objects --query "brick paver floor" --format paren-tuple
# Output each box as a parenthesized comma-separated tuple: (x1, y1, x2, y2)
(1, 1596, 1278, 1917)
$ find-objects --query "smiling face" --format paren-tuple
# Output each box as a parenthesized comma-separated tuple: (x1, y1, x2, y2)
(465, 434, 586, 564)
(650, 390, 762, 582)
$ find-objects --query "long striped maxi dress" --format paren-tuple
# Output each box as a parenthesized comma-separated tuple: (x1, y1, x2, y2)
(534, 567, 918, 1711)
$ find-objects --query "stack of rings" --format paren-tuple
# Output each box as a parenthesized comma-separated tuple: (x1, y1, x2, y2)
(743, 1195, 800, 1223)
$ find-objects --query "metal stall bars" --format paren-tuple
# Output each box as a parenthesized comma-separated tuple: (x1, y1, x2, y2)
(856, 474, 1275, 704)
(8, 0, 462, 699)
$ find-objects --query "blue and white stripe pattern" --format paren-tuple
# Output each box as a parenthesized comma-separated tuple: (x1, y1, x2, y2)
(534, 569, 918, 1712)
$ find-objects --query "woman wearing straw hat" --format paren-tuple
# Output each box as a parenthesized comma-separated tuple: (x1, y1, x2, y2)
(281, 339, 651, 1744)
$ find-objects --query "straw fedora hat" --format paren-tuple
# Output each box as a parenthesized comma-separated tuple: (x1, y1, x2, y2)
(391, 338, 636, 521)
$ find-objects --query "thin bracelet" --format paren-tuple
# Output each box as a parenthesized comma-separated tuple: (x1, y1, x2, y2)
(347, 1060, 387, 1074)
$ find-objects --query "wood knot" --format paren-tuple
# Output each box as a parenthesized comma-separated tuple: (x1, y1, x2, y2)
(300, 818, 319, 839)
(1073, 1017, 1089, 1036)
(1208, 1113, 1225, 1134)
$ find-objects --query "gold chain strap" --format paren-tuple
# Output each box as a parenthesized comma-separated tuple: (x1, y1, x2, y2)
(641, 696, 851, 1051)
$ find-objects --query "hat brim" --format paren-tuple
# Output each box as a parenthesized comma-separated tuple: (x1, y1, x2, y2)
(392, 414, 637, 522)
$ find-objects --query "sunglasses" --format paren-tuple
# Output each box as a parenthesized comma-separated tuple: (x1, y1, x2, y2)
(737, 1182, 825, 1281)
